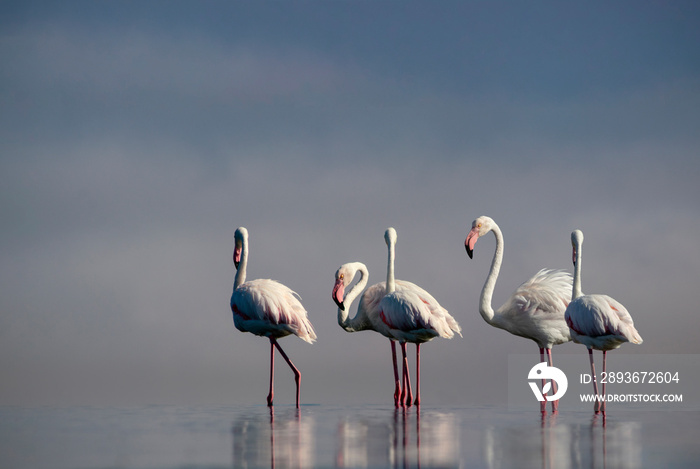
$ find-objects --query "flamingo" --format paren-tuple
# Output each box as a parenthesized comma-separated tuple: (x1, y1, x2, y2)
(332, 261, 401, 406)
(465, 216, 572, 412)
(332, 261, 454, 406)
(230, 227, 317, 408)
(565, 229, 642, 413)
(378, 227, 462, 407)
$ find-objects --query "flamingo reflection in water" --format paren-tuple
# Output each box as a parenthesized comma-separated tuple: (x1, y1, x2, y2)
(482, 412, 641, 469)
(336, 408, 459, 468)
(231, 407, 315, 469)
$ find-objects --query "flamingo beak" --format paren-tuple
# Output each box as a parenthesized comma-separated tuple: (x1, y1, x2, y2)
(465, 228, 479, 259)
(572, 246, 577, 266)
(233, 246, 241, 269)
(332, 278, 345, 311)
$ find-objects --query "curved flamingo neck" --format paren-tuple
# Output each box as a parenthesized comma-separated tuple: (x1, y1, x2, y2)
(386, 237, 396, 294)
(234, 236, 248, 290)
(479, 224, 503, 325)
(572, 240, 584, 300)
(338, 263, 370, 331)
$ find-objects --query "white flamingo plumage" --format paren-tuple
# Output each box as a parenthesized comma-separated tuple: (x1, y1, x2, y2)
(465, 216, 572, 412)
(379, 227, 461, 406)
(332, 261, 458, 406)
(230, 227, 317, 408)
(565, 229, 642, 413)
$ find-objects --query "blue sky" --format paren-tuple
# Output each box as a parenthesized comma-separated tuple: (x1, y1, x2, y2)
(1, 1, 699, 406)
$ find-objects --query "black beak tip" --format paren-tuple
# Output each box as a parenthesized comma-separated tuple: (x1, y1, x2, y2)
(465, 245, 473, 259)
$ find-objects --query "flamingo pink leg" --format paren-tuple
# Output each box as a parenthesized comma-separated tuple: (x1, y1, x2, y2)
(602, 350, 607, 413)
(391, 340, 400, 407)
(539, 348, 547, 413)
(399, 342, 406, 406)
(400, 342, 413, 407)
(588, 348, 601, 413)
(414, 343, 421, 407)
(546, 348, 558, 413)
(267, 339, 275, 407)
(269, 337, 302, 408)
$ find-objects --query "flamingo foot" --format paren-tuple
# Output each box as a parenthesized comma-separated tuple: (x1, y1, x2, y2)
(294, 374, 301, 409)
(593, 396, 603, 413)
(267, 339, 275, 407)
(403, 388, 412, 408)
(404, 380, 413, 407)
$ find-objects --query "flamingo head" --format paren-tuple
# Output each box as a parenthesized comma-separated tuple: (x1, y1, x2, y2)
(233, 227, 248, 269)
(333, 262, 366, 311)
(332, 264, 354, 311)
(465, 216, 495, 259)
(571, 229, 584, 266)
(384, 227, 397, 247)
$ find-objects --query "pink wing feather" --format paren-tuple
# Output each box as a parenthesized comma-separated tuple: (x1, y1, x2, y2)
(566, 295, 642, 344)
(502, 269, 572, 317)
(361, 280, 461, 341)
(231, 279, 317, 343)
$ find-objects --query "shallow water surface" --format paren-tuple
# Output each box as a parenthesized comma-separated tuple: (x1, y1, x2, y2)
(1, 404, 698, 468)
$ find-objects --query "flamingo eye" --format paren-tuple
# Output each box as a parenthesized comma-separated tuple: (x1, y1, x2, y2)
(340, 274, 344, 280)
